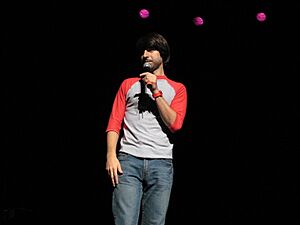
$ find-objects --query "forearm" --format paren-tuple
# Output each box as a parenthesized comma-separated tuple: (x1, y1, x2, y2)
(106, 131, 119, 158)
(155, 96, 177, 130)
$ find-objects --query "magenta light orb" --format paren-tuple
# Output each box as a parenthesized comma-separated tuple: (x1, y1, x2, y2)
(256, 12, 266, 22)
(193, 16, 204, 26)
(139, 9, 150, 19)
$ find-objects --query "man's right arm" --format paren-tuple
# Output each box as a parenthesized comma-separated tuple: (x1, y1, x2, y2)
(106, 130, 122, 187)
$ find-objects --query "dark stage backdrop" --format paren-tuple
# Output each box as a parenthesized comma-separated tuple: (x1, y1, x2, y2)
(3, 1, 299, 225)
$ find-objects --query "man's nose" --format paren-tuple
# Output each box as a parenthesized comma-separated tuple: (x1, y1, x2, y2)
(143, 50, 150, 57)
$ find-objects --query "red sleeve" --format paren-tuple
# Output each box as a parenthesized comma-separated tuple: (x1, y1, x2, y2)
(106, 78, 139, 134)
(105, 80, 127, 135)
(169, 83, 187, 132)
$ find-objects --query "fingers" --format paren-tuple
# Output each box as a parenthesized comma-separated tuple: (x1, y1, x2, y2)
(108, 167, 123, 187)
(139, 72, 148, 78)
(108, 169, 117, 187)
(106, 158, 123, 187)
(118, 165, 123, 175)
(139, 73, 157, 90)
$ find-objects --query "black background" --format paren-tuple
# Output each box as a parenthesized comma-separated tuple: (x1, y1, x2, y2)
(2, 0, 300, 224)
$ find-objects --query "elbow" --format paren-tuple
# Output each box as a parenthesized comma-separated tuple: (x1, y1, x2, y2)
(169, 124, 182, 133)
(168, 113, 186, 133)
(169, 119, 183, 133)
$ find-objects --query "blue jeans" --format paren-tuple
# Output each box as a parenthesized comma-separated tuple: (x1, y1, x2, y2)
(112, 152, 174, 225)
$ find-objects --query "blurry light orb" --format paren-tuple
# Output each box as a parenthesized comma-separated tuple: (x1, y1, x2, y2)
(193, 16, 204, 26)
(256, 12, 266, 22)
(139, 9, 150, 19)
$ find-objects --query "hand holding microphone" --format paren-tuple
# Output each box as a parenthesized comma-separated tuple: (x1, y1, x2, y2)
(140, 62, 157, 90)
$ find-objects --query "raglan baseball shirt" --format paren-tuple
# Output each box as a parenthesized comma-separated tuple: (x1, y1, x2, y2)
(106, 75, 187, 159)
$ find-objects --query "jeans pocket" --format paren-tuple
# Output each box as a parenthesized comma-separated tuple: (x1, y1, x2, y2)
(117, 152, 129, 161)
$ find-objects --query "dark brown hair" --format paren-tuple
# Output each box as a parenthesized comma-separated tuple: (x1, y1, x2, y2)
(136, 32, 170, 65)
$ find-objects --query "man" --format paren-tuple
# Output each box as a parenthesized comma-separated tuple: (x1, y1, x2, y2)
(105, 32, 187, 225)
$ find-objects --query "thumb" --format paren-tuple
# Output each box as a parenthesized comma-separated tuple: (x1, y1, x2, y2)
(118, 165, 123, 174)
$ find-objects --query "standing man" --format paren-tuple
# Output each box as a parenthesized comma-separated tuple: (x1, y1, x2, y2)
(105, 32, 187, 225)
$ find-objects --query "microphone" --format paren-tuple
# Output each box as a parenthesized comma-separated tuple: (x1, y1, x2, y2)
(142, 62, 153, 89)
(143, 62, 151, 72)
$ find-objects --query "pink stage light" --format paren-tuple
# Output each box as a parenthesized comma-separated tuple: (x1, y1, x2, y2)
(139, 9, 150, 19)
(256, 12, 266, 22)
(193, 16, 204, 26)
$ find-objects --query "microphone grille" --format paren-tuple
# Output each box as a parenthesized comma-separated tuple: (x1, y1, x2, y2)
(143, 62, 151, 72)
